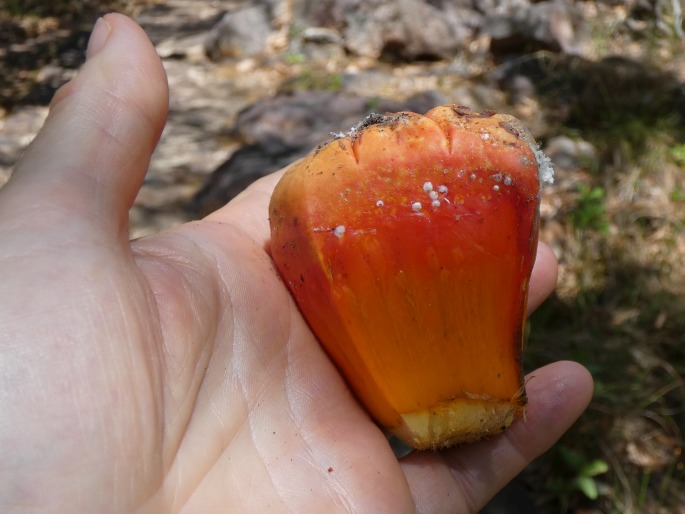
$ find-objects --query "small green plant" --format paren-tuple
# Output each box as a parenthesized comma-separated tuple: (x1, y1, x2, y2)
(670, 143, 685, 165)
(365, 97, 383, 112)
(570, 184, 609, 233)
(671, 185, 685, 202)
(288, 70, 343, 92)
(284, 52, 306, 65)
(546, 444, 609, 511)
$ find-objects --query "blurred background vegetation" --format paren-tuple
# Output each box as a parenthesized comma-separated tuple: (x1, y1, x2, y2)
(1, 0, 684, 513)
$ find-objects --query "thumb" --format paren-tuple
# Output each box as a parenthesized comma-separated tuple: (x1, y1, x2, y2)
(1, 14, 168, 242)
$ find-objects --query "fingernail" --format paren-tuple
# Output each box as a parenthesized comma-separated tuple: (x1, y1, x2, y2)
(87, 17, 112, 59)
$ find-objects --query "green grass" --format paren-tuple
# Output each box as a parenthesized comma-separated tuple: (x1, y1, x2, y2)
(569, 184, 609, 234)
(524, 120, 685, 513)
(280, 69, 344, 93)
(516, 17, 685, 508)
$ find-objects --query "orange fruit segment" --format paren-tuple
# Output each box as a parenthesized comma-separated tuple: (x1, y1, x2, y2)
(268, 105, 552, 449)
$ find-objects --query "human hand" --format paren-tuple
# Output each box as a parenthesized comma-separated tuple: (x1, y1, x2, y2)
(0, 14, 593, 513)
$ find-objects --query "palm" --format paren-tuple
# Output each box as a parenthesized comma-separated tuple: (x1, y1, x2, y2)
(133, 179, 415, 511)
(0, 14, 592, 514)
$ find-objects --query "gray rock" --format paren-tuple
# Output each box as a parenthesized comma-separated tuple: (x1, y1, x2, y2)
(191, 90, 447, 215)
(544, 135, 597, 172)
(483, 0, 589, 55)
(202, 0, 591, 64)
(341, 0, 473, 60)
(231, 89, 446, 152)
(290, 0, 478, 61)
(300, 27, 344, 46)
(205, 5, 273, 60)
(291, 27, 346, 64)
(203, 0, 294, 60)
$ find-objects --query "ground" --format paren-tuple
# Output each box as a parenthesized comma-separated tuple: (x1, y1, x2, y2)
(1, 1, 685, 513)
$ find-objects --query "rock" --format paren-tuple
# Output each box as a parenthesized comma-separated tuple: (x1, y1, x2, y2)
(289, 0, 478, 61)
(341, 0, 474, 60)
(194, 144, 301, 213)
(202, 0, 591, 63)
(231, 89, 446, 152)
(156, 33, 207, 61)
(483, 0, 589, 56)
(431, 0, 486, 39)
(204, 0, 293, 60)
(290, 27, 346, 64)
(300, 27, 344, 46)
(544, 135, 597, 172)
(191, 90, 447, 215)
(503, 73, 537, 105)
(204, 6, 272, 60)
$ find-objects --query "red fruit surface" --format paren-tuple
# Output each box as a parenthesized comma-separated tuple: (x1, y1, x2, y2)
(269, 105, 548, 449)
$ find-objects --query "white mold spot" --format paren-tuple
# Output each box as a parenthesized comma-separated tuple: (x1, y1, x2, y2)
(412, 202, 422, 212)
(376, 200, 384, 207)
(455, 214, 462, 221)
(481, 131, 490, 141)
(493, 185, 500, 191)
(490, 173, 503, 182)
(437, 185, 448, 194)
(429, 190, 439, 201)
(503, 176, 513, 186)
(470, 173, 477, 180)
(502, 118, 555, 185)
(535, 144, 555, 184)
(431, 200, 441, 208)
(423, 181, 433, 192)
(333, 225, 346, 238)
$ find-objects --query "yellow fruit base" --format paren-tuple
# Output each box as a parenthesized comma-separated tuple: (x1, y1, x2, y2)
(392, 396, 525, 451)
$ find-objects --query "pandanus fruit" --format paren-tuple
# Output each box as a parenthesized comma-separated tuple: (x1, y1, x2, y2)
(268, 105, 553, 450)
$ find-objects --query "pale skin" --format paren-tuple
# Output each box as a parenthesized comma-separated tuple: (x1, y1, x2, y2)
(0, 14, 593, 514)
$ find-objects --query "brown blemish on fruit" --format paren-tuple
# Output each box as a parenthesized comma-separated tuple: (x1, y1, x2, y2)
(453, 105, 473, 116)
(452, 106, 497, 119)
(499, 121, 525, 139)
